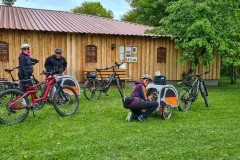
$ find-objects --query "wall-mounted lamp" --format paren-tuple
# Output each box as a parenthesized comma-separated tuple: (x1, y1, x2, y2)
(111, 44, 116, 50)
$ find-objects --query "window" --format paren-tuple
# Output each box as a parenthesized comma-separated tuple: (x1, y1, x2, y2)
(0, 41, 9, 61)
(86, 45, 97, 62)
(157, 47, 166, 63)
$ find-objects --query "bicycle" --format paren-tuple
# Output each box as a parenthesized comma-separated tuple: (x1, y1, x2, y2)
(0, 69, 79, 124)
(83, 62, 124, 100)
(0, 62, 42, 96)
(177, 70, 211, 111)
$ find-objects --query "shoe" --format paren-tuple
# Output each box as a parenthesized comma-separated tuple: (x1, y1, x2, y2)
(21, 99, 26, 105)
(126, 112, 134, 122)
(138, 115, 147, 122)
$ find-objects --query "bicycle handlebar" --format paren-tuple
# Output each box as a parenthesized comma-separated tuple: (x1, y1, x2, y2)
(95, 62, 123, 71)
(41, 68, 63, 76)
(177, 70, 212, 85)
(184, 70, 212, 78)
(5, 62, 39, 71)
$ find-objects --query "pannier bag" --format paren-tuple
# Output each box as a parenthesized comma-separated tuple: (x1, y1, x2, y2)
(154, 75, 166, 85)
(86, 72, 97, 79)
(122, 96, 135, 109)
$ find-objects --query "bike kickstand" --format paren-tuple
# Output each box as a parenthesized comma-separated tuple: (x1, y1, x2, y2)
(31, 107, 36, 118)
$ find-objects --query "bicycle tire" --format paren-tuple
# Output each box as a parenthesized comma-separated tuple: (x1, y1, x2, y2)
(53, 85, 79, 116)
(178, 87, 192, 111)
(116, 79, 124, 97)
(191, 83, 198, 102)
(200, 83, 210, 107)
(0, 89, 30, 124)
(83, 79, 102, 100)
(162, 105, 172, 120)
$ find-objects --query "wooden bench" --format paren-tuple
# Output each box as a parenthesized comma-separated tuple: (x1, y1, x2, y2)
(84, 69, 131, 88)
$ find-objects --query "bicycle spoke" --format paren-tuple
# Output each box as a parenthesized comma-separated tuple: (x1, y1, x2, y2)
(0, 89, 30, 124)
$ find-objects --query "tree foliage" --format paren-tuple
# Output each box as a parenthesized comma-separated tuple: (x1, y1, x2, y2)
(120, 10, 138, 23)
(71, 1, 114, 19)
(1, 0, 16, 6)
(123, 0, 177, 26)
(145, 0, 240, 81)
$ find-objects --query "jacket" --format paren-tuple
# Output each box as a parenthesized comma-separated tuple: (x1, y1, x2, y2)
(18, 52, 38, 79)
(44, 54, 67, 73)
(129, 80, 148, 106)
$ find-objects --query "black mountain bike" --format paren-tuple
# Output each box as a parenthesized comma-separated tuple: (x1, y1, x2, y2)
(177, 70, 211, 111)
(83, 62, 124, 100)
(0, 62, 42, 95)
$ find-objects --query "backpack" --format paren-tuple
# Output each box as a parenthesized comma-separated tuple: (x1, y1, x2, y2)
(154, 75, 166, 85)
(122, 96, 135, 109)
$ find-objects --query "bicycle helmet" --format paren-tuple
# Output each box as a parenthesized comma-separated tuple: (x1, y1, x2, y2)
(21, 43, 30, 49)
(55, 48, 62, 53)
(142, 74, 152, 81)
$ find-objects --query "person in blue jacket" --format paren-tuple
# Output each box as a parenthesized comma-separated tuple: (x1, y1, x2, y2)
(126, 74, 159, 122)
(18, 43, 39, 92)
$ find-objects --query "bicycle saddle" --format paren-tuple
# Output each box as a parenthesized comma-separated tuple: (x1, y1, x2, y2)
(5, 68, 14, 72)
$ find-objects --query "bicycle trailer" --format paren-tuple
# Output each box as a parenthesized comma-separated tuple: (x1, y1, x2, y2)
(48, 75, 80, 97)
(146, 84, 179, 119)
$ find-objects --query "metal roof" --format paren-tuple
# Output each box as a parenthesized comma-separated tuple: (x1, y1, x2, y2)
(0, 5, 156, 36)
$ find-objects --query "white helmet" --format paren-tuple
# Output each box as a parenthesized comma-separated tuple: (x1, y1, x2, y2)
(21, 43, 30, 49)
(142, 74, 152, 81)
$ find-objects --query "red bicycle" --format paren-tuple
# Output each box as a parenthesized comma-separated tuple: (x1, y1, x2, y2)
(0, 70, 79, 124)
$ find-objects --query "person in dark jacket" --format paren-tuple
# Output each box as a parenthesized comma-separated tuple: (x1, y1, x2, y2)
(18, 43, 39, 92)
(126, 74, 159, 122)
(44, 48, 67, 75)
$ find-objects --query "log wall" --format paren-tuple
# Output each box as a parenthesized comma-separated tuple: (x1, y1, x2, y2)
(0, 29, 220, 82)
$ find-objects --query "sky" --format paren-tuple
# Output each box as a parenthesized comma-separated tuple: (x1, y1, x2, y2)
(10, 0, 132, 20)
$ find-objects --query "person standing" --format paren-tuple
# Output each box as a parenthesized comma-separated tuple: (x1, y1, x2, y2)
(44, 48, 67, 75)
(18, 43, 39, 92)
(126, 74, 159, 122)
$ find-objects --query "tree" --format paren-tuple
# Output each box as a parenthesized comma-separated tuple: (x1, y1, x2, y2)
(120, 10, 138, 23)
(123, 0, 177, 26)
(71, 1, 114, 19)
(145, 0, 240, 82)
(1, 0, 16, 6)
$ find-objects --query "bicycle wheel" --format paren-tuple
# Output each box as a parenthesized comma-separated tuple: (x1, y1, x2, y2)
(178, 87, 192, 111)
(200, 83, 209, 107)
(162, 105, 172, 120)
(0, 89, 30, 124)
(116, 79, 124, 97)
(83, 79, 102, 100)
(53, 85, 79, 116)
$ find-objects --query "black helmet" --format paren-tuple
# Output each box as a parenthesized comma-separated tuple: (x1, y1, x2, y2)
(55, 48, 62, 53)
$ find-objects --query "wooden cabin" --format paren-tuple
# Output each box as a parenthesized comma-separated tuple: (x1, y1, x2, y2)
(0, 5, 220, 85)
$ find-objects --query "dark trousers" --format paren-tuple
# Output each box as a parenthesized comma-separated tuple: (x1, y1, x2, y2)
(129, 101, 159, 119)
(19, 75, 33, 92)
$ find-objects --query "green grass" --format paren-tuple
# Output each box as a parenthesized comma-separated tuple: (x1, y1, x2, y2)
(1, 75, 240, 160)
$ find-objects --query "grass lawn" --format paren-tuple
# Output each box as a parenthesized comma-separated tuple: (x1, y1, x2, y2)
(1, 75, 240, 159)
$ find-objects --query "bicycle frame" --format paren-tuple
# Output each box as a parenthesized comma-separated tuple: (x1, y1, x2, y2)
(97, 65, 120, 92)
(8, 75, 57, 109)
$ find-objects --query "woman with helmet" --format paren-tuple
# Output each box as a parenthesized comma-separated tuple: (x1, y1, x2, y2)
(18, 43, 39, 92)
(126, 74, 159, 122)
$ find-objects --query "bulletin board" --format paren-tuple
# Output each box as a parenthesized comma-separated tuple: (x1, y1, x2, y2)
(119, 46, 138, 62)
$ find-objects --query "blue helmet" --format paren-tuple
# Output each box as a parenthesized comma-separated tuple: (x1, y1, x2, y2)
(55, 48, 62, 53)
